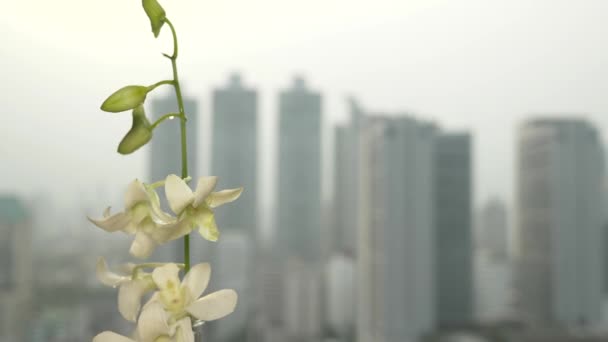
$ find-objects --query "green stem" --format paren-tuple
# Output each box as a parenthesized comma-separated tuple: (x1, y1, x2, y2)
(147, 79, 174, 92)
(150, 112, 181, 130)
(164, 17, 190, 273)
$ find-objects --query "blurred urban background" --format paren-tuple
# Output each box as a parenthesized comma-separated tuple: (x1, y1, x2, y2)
(2, 1, 608, 342)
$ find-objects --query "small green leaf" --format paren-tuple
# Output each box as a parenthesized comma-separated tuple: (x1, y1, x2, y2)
(142, 0, 166, 38)
(118, 105, 153, 154)
(101, 85, 149, 113)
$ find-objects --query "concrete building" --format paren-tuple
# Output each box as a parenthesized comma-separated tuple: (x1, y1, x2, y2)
(148, 92, 199, 262)
(0, 195, 32, 341)
(276, 76, 322, 261)
(358, 115, 436, 342)
(271, 77, 323, 342)
(209, 74, 258, 341)
(332, 99, 363, 257)
(514, 118, 605, 326)
(434, 133, 474, 328)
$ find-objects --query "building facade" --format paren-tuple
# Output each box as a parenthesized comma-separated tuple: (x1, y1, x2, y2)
(358, 116, 436, 342)
(434, 133, 474, 328)
(210, 74, 258, 341)
(514, 118, 605, 326)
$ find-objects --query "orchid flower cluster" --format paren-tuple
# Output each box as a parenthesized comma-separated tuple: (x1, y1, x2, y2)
(88, 1, 243, 341)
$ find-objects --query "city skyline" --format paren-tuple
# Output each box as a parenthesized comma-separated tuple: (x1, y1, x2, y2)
(5, 1, 608, 211)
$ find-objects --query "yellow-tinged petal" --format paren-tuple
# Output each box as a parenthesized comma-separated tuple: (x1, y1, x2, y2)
(152, 263, 181, 290)
(205, 187, 244, 208)
(118, 278, 154, 322)
(165, 174, 194, 214)
(93, 331, 135, 342)
(88, 210, 130, 232)
(175, 317, 194, 342)
(185, 289, 238, 321)
(193, 207, 219, 242)
(150, 219, 191, 243)
(137, 302, 171, 341)
(181, 263, 211, 301)
(192, 176, 218, 208)
(96, 257, 129, 287)
(130, 231, 157, 259)
(125, 179, 149, 209)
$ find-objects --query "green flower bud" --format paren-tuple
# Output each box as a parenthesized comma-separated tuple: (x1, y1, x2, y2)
(101, 85, 149, 113)
(118, 105, 153, 154)
(142, 0, 166, 38)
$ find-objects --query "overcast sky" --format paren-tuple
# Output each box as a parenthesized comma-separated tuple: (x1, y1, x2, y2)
(1, 0, 608, 215)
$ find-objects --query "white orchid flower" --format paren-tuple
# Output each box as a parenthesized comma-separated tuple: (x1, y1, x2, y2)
(145, 263, 238, 327)
(92, 311, 194, 342)
(162, 174, 242, 242)
(96, 257, 157, 322)
(88, 179, 177, 259)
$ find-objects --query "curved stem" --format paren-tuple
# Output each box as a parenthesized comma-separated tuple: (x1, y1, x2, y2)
(147, 79, 174, 92)
(150, 112, 181, 130)
(164, 17, 190, 273)
(164, 18, 179, 59)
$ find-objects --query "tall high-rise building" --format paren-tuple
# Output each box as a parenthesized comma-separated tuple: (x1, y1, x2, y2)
(477, 199, 509, 260)
(332, 98, 363, 257)
(276, 77, 322, 261)
(148, 92, 199, 261)
(273, 77, 323, 342)
(0, 195, 32, 341)
(210, 74, 258, 341)
(434, 133, 474, 328)
(514, 118, 605, 326)
(358, 116, 436, 342)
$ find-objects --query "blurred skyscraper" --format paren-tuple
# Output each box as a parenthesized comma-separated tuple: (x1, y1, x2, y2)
(332, 98, 363, 257)
(277, 76, 322, 260)
(514, 118, 605, 326)
(0, 195, 32, 341)
(148, 92, 199, 261)
(274, 76, 323, 342)
(210, 74, 258, 341)
(358, 115, 436, 342)
(434, 133, 473, 328)
(474, 199, 513, 323)
(477, 199, 509, 260)
(322, 99, 364, 341)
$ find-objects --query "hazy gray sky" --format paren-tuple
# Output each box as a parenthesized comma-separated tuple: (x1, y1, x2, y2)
(2, 0, 608, 213)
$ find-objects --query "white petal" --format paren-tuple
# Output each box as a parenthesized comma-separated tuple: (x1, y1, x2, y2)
(93, 331, 135, 342)
(192, 176, 218, 208)
(192, 207, 219, 242)
(186, 289, 238, 321)
(175, 317, 195, 342)
(205, 188, 243, 208)
(150, 219, 192, 243)
(137, 301, 171, 341)
(181, 263, 211, 301)
(152, 263, 181, 290)
(129, 231, 157, 259)
(125, 179, 149, 209)
(118, 279, 152, 322)
(147, 187, 177, 224)
(165, 174, 195, 214)
(142, 292, 160, 311)
(96, 257, 129, 287)
(88, 210, 130, 232)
